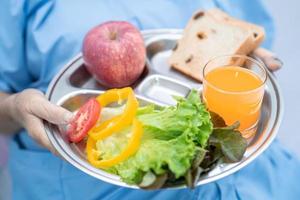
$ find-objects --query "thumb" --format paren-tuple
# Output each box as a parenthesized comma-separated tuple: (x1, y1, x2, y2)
(31, 96, 74, 125)
(253, 48, 283, 71)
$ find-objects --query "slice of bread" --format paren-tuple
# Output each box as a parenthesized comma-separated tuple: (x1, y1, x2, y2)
(169, 8, 265, 82)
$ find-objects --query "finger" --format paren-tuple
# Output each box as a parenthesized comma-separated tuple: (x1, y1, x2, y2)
(25, 115, 59, 155)
(30, 96, 74, 125)
(253, 48, 283, 71)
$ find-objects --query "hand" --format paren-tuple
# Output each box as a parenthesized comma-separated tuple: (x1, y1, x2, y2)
(253, 48, 283, 71)
(9, 89, 73, 154)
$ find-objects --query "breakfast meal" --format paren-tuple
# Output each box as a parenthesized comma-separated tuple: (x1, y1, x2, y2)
(60, 8, 271, 189)
(169, 8, 265, 81)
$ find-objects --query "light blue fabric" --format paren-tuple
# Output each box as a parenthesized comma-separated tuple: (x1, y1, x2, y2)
(0, 0, 299, 199)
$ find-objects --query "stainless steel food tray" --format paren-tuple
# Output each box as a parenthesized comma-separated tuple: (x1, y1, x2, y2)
(44, 29, 283, 189)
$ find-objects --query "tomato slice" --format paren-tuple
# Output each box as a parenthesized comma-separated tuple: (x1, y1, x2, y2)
(67, 98, 101, 143)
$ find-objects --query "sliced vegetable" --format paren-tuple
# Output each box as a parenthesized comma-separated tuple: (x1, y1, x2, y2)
(86, 119, 143, 168)
(82, 89, 248, 189)
(67, 98, 101, 143)
(89, 87, 138, 140)
(102, 130, 197, 184)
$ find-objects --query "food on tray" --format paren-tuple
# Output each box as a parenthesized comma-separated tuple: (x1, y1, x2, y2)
(67, 88, 247, 189)
(169, 8, 265, 81)
(82, 21, 146, 88)
(67, 98, 101, 143)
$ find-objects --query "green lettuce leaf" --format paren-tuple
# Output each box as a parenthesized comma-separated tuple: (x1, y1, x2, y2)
(113, 132, 198, 184)
(96, 89, 213, 185)
(137, 90, 213, 147)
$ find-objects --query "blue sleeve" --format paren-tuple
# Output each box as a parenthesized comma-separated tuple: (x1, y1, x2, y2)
(214, 0, 275, 49)
(0, 0, 33, 93)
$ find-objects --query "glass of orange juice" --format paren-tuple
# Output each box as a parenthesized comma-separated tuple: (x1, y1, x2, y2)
(202, 55, 267, 138)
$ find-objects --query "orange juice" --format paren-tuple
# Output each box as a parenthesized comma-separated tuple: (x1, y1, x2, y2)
(203, 66, 264, 135)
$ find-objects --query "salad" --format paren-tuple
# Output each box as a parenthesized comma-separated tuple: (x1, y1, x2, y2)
(66, 87, 247, 189)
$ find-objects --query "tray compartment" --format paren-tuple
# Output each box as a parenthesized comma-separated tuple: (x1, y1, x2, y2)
(145, 34, 201, 88)
(136, 75, 191, 105)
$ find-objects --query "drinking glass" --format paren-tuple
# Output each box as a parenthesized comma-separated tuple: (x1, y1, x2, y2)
(202, 55, 267, 138)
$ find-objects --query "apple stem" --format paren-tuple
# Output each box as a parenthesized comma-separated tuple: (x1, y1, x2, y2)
(110, 31, 117, 40)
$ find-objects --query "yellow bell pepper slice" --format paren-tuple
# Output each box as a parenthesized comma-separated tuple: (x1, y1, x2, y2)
(86, 119, 143, 168)
(89, 87, 138, 140)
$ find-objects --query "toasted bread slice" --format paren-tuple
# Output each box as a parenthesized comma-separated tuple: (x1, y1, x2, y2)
(169, 8, 265, 82)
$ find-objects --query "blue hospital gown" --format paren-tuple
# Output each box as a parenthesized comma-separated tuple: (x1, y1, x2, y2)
(0, 0, 299, 199)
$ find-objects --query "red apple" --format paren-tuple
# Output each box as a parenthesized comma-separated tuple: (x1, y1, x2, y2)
(82, 21, 146, 88)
